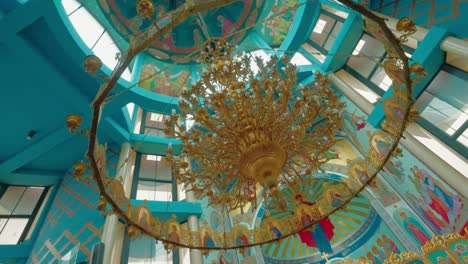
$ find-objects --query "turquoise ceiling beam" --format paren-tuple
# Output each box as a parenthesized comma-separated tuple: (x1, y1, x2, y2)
(2, 168, 64, 185)
(249, 31, 274, 54)
(0, 244, 32, 260)
(102, 117, 182, 155)
(321, 12, 363, 72)
(101, 117, 130, 145)
(278, 0, 320, 57)
(0, 127, 72, 177)
(0, 0, 52, 43)
(6, 32, 93, 113)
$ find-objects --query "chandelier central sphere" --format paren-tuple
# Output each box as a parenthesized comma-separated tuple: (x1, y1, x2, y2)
(165, 51, 344, 211)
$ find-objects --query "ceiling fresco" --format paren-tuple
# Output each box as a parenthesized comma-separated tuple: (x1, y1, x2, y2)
(254, 0, 298, 47)
(95, 0, 265, 63)
(260, 178, 376, 262)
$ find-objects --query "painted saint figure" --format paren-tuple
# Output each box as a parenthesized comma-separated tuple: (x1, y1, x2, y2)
(268, 222, 282, 239)
(168, 225, 180, 244)
(202, 231, 215, 247)
(399, 211, 431, 246)
(236, 231, 249, 246)
(295, 194, 335, 254)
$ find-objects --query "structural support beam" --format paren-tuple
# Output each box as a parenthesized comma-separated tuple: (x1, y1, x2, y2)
(1, 168, 64, 185)
(0, 0, 53, 43)
(0, 127, 72, 176)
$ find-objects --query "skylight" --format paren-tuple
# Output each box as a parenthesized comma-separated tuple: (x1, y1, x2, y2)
(150, 113, 164, 122)
(146, 155, 162, 161)
(352, 39, 366, 55)
(62, 0, 131, 81)
(249, 49, 271, 74)
(313, 19, 327, 34)
(291, 52, 312, 66)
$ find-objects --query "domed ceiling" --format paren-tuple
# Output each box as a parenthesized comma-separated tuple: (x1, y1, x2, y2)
(260, 177, 378, 263)
(93, 0, 265, 63)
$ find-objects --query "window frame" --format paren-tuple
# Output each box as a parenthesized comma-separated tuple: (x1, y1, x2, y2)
(414, 64, 468, 158)
(343, 33, 415, 96)
(141, 111, 169, 137)
(123, 152, 181, 264)
(62, 0, 132, 80)
(0, 185, 49, 244)
(306, 9, 346, 56)
(131, 153, 178, 202)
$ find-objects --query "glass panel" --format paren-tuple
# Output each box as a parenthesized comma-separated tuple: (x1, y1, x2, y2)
(145, 113, 168, 129)
(128, 236, 173, 263)
(249, 49, 271, 74)
(425, 70, 467, 111)
(177, 184, 186, 201)
(0, 218, 29, 244)
(92, 32, 131, 80)
(13, 187, 44, 215)
(144, 127, 166, 137)
(359, 34, 386, 58)
(68, 7, 105, 48)
(139, 155, 172, 181)
(370, 67, 393, 91)
(62, 0, 82, 15)
(310, 14, 336, 47)
(291, 52, 311, 66)
(136, 181, 172, 201)
(416, 92, 467, 136)
(457, 129, 468, 147)
(346, 34, 385, 78)
(302, 43, 326, 63)
(324, 21, 343, 51)
(0, 187, 26, 215)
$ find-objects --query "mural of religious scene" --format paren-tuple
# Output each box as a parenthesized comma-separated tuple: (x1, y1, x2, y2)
(379, 142, 467, 235)
(138, 62, 191, 96)
(406, 166, 466, 235)
(97, 0, 263, 63)
(361, 235, 402, 264)
(340, 97, 371, 153)
(344, 219, 406, 264)
(368, 176, 401, 207)
(198, 198, 234, 264)
(260, 178, 375, 263)
(393, 207, 433, 247)
(256, 0, 299, 47)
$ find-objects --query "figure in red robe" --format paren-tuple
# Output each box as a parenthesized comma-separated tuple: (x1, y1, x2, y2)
(295, 194, 335, 253)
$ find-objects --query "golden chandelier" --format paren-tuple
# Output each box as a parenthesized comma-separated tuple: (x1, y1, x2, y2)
(164, 50, 344, 211)
(65, 0, 422, 252)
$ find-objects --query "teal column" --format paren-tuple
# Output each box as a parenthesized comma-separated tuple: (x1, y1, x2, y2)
(278, 0, 320, 56)
(249, 31, 275, 55)
(321, 12, 363, 72)
(368, 27, 449, 127)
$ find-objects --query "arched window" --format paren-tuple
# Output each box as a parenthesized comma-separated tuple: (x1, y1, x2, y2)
(62, 0, 131, 80)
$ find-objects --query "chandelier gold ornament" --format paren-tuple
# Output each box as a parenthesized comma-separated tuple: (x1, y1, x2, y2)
(75, 0, 419, 253)
(71, 161, 88, 180)
(66, 114, 83, 132)
(396, 17, 417, 42)
(136, 0, 154, 19)
(66, 114, 89, 135)
(83, 55, 102, 74)
(165, 52, 344, 211)
(199, 38, 231, 64)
